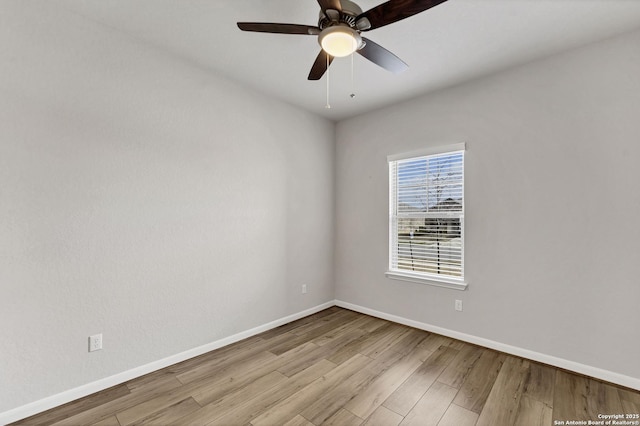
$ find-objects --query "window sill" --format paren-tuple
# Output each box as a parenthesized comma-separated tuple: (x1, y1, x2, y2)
(385, 270, 468, 291)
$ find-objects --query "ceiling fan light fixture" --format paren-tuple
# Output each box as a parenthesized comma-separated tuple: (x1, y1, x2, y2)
(319, 26, 361, 57)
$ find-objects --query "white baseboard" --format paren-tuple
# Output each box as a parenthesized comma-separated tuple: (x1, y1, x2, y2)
(0, 301, 335, 425)
(335, 300, 640, 392)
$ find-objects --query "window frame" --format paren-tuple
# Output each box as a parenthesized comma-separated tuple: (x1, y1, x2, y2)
(386, 143, 467, 291)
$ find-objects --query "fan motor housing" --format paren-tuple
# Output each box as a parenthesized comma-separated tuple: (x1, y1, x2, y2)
(318, 0, 363, 30)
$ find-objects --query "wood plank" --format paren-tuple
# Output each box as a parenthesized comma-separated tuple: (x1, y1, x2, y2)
(552, 370, 590, 422)
(585, 379, 624, 420)
(113, 350, 278, 426)
(400, 381, 458, 426)
(127, 375, 183, 396)
(362, 406, 404, 426)
(130, 397, 201, 426)
(257, 307, 341, 340)
(289, 308, 356, 336)
(386, 328, 429, 355)
(311, 315, 372, 346)
(359, 324, 411, 359)
(169, 371, 287, 425)
(322, 408, 363, 426)
(174, 332, 290, 384)
(91, 416, 122, 426)
(327, 323, 399, 365)
(417, 333, 455, 353)
(437, 403, 479, 426)
(191, 342, 319, 407)
(475, 356, 530, 426)
(13, 385, 131, 426)
(383, 346, 459, 416)
(345, 346, 425, 419)
(209, 359, 336, 426)
(166, 335, 266, 376)
(513, 395, 552, 426)
(452, 348, 505, 413)
(619, 387, 640, 414)
(250, 354, 372, 426)
(358, 316, 389, 333)
(446, 340, 467, 351)
(301, 349, 404, 425)
(277, 328, 366, 377)
(268, 310, 360, 355)
(50, 389, 159, 426)
(437, 343, 483, 389)
(281, 414, 315, 426)
(522, 362, 555, 406)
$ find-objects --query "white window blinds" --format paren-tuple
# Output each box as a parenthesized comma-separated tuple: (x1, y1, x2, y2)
(389, 148, 464, 280)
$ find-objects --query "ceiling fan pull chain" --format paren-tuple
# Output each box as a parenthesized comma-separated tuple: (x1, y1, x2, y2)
(350, 50, 356, 99)
(325, 53, 331, 109)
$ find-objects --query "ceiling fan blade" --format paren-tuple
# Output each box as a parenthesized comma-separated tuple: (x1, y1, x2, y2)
(317, 0, 342, 12)
(357, 0, 447, 31)
(308, 50, 334, 80)
(237, 22, 320, 35)
(358, 37, 408, 73)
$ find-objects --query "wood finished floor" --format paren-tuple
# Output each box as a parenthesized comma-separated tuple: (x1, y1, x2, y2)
(14, 307, 640, 426)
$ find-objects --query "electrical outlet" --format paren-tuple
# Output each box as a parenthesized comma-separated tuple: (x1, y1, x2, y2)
(455, 300, 463, 312)
(89, 334, 103, 352)
(302, 284, 307, 294)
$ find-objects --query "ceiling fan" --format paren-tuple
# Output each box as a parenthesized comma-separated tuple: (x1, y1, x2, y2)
(237, 0, 447, 80)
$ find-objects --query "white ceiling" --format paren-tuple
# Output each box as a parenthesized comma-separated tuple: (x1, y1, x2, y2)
(55, 0, 640, 121)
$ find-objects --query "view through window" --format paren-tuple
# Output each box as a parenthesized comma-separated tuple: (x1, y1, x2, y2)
(389, 149, 464, 281)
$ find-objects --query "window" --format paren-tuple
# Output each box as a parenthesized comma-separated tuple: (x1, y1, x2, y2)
(387, 144, 466, 289)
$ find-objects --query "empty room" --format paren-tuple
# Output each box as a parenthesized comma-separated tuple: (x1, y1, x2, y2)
(2, 0, 640, 425)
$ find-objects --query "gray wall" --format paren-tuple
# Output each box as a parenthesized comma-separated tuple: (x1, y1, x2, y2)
(0, 2, 335, 412)
(335, 29, 640, 382)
